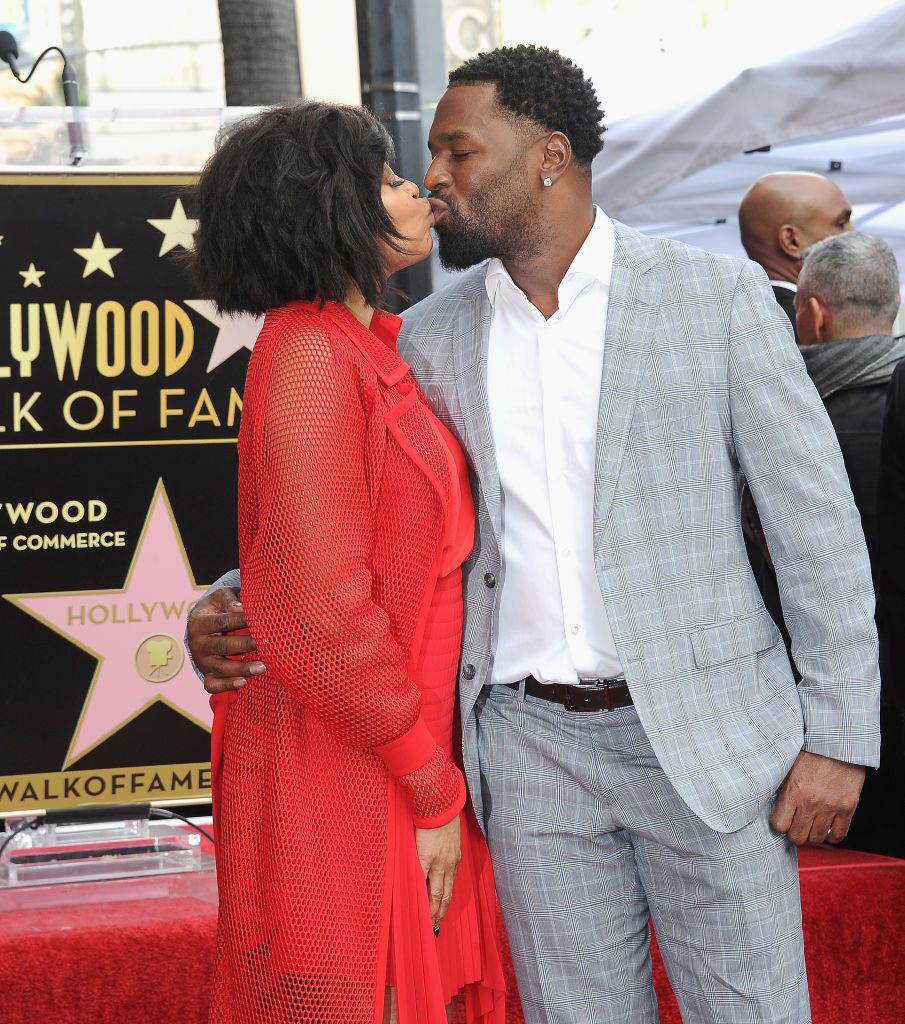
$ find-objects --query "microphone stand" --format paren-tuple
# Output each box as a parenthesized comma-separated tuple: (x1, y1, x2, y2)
(0, 37, 86, 165)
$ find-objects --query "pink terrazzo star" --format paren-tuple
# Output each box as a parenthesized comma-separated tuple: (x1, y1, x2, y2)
(6, 482, 212, 766)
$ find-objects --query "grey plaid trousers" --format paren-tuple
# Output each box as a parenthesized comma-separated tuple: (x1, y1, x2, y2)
(476, 683, 810, 1024)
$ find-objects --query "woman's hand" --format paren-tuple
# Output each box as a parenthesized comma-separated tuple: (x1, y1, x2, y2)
(414, 816, 461, 930)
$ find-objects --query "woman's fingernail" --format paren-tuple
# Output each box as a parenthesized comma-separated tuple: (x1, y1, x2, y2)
(249, 663, 266, 675)
(234, 679, 247, 688)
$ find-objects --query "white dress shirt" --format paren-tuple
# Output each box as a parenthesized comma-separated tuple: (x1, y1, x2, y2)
(485, 207, 623, 684)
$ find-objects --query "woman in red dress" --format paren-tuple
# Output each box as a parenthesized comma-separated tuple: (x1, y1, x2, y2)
(189, 103, 505, 1024)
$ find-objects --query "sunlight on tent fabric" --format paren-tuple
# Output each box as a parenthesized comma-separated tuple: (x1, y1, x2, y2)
(499, 0, 904, 121)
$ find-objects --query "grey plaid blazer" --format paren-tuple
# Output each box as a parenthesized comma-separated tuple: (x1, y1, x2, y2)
(205, 222, 880, 833)
(399, 221, 880, 834)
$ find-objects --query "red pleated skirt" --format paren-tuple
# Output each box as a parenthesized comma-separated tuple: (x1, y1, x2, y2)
(386, 568, 506, 1023)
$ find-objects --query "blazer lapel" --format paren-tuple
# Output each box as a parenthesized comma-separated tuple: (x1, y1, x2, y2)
(593, 223, 662, 542)
(450, 287, 504, 539)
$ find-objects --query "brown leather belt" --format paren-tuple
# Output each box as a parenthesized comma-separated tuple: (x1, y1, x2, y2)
(507, 674, 633, 712)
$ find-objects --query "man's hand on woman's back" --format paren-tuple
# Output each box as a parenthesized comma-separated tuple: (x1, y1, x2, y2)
(187, 587, 265, 693)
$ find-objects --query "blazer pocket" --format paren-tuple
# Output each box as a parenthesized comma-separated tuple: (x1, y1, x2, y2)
(690, 611, 781, 669)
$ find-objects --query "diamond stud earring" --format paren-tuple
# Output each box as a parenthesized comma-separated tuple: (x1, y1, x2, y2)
(543, 177, 553, 187)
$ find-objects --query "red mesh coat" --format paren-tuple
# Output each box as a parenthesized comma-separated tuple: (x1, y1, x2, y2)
(209, 300, 504, 1024)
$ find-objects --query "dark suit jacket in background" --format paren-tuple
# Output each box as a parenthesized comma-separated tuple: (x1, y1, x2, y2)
(772, 283, 799, 342)
(878, 360, 905, 709)
(825, 383, 888, 636)
(820, 351, 904, 857)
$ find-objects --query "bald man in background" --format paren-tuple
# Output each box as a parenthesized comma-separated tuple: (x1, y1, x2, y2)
(739, 171, 855, 340)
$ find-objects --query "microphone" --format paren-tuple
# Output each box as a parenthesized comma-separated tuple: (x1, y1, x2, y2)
(61, 60, 86, 165)
(0, 30, 21, 78)
(61, 61, 79, 108)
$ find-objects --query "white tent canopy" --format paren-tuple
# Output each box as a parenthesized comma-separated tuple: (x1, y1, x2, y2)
(592, 2, 905, 283)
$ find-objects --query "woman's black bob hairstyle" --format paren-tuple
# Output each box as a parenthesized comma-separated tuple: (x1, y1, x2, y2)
(189, 101, 406, 316)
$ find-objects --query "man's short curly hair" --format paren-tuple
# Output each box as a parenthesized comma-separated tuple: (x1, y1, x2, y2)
(189, 101, 403, 316)
(447, 45, 605, 167)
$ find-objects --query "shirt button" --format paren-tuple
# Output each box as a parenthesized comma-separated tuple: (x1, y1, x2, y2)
(483, 572, 496, 588)
(562, 548, 572, 558)
(462, 664, 476, 680)
(570, 625, 580, 635)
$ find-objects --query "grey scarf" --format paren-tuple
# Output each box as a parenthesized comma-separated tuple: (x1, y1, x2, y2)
(799, 334, 905, 400)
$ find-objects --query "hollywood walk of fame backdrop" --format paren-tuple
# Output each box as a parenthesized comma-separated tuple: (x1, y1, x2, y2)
(0, 173, 263, 815)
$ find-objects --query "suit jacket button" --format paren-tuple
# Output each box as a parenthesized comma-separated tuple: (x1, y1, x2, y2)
(462, 663, 476, 680)
(483, 572, 496, 588)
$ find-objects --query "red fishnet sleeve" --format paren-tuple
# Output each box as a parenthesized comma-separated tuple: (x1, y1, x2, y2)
(242, 318, 464, 827)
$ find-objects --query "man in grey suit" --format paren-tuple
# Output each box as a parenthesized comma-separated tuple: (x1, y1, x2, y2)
(188, 46, 879, 1024)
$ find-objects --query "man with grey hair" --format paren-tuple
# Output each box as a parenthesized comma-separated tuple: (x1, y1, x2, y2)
(797, 231, 901, 349)
(795, 231, 905, 856)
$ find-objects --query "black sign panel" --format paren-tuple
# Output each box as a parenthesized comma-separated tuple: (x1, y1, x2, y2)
(0, 173, 257, 814)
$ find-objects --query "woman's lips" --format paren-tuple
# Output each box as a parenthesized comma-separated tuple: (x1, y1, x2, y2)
(427, 197, 449, 223)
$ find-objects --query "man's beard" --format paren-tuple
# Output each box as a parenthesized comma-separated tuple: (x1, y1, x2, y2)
(433, 176, 542, 271)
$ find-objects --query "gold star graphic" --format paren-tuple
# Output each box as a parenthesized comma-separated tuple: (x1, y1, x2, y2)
(19, 262, 45, 288)
(147, 198, 198, 256)
(73, 232, 123, 278)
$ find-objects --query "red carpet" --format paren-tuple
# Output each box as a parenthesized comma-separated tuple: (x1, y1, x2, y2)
(1, 846, 902, 1023)
(0, 893, 215, 1023)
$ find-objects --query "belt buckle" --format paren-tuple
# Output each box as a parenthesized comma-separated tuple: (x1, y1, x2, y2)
(564, 679, 607, 712)
(576, 676, 622, 713)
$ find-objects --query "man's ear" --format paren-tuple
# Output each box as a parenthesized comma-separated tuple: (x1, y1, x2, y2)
(778, 223, 803, 259)
(794, 294, 823, 346)
(812, 297, 834, 342)
(797, 294, 829, 345)
(538, 131, 572, 187)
